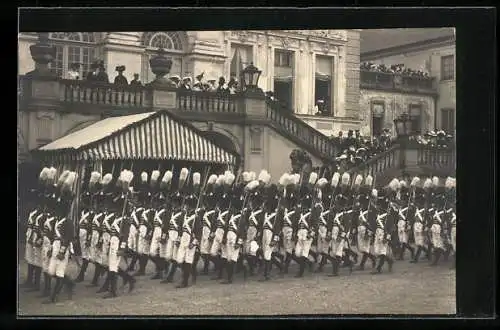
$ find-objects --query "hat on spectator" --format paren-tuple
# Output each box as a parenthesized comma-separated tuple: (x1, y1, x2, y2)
(428, 130, 437, 137)
(207, 78, 216, 83)
(437, 130, 446, 136)
(169, 75, 181, 83)
(115, 65, 126, 72)
(196, 72, 204, 82)
(133, 73, 139, 78)
(182, 76, 192, 82)
(70, 62, 81, 70)
(446, 134, 453, 138)
(356, 147, 366, 154)
(383, 128, 390, 133)
(98, 60, 105, 68)
(336, 154, 348, 161)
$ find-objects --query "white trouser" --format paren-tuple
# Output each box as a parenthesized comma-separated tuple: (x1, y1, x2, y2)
(295, 229, 313, 258)
(165, 230, 179, 261)
(149, 226, 162, 257)
(41, 237, 52, 272)
(225, 231, 240, 262)
(450, 226, 456, 253)
(373, 228, 388, 256)
(79, 228, 90, 260)
(137, 225, 150, 255)
(357, 225, 371, 254)
(47, 240, 71, 278)
(127, 225, 138, 252)
(430, 223, 444, 250)
(397, 220, 409, 244)
(108, 236, 122, 272)
(175, 232, 196, 264)
(25, 229, 33, 264)
(210, 228, 225, 258)
(262, 228, 275, 261)
(329, 226, 346, 258)
(32, 241, 42, 268)
(200, 226, 212, 255)
(99, 233, 111, 266)
(244, 226, 259, 256)
(316, 225, 329, 254)
(413, 222, 425, 247)
(281, 226, 294, 255)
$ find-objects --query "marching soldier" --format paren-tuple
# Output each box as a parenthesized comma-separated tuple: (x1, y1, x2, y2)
(444, 177, 456, 269)
(260, 181, 282, 281)
(327, 172, 353, 276)
(312, 176, 330, 273)
(294, 172, 317, 278)
(103, 169, 136, 298)
(43, 170, 77, 304)
(162, 167, 189, 284)
(343, 174, 363, 267)
(410, 178, 430, 263)
(125, 172, 148, 273)
(22, 167, 49, 290)
(429, 178, 447, 266)
(157, 170, 174, 280)
(371, 185, 395, 275)
(199, 174, 219, 275)
(210, 172, 234, 281)
(175, 172, 203, 288)
(244, 179, 265, 276)
(356, 175, 377, 270)
(280, 173, 301, 274)
(396, 178, 415, 260)
(133, 171, 154, 276)
(148, 170, 168, 280)
(75, 171, 101, 283)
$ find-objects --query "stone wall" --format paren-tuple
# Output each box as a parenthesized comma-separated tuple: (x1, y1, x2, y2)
(345, 30, 361, 119)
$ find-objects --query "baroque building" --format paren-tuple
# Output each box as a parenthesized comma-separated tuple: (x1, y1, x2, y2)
(18, 30, 361, 135)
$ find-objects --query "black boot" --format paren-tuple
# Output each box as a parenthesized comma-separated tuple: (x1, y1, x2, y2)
(369, 254, 377, 268)
(192, 253, 200, 284)
(212, 258, 225, 280)
(344, 255, 354, 275)
(272, 256, 283, 275)
(372, 255, 386, 274)
(176, 263, 190, 288)
(410, 247, 422, 263)
(103, 272, 117, 299)
(163, 260, 171, 279)
(86, 263, 102, 287)
(443, 247, 450, 262)
(314, 254, 328, 273)
(127, 253, 138, 272)
(397, 244, 405, 260)
(133, 255, 147, 276)
(96, 270, 110, 293)
(387, 257, 394, 272)
(450, 254, 456, 269)
(21, 264, 34, 288)
(425, 246, 432, 260)
(42, 276, 63, 304)
(63, 275, 75, 300)
(221, 261, 234, 284)
(357, 253, 368, 271)
(75, 259, 89, 283)
(118, 268, 136, 292)
(430, 249, 442, 266)
(201, 255, 210, 275)
(282, 253, 292, 274)
(150, 256, 161, 279)
(328, 257, 340, 277)
(259, 260, 271, 281)
(38, 273, 51, 297)
(162, 261, 178, 283)
(25, 266, 41, 292)
(295, 257, 306, 278)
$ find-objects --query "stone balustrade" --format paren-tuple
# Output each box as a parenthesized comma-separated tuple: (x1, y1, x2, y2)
(360, 70, 438, 95)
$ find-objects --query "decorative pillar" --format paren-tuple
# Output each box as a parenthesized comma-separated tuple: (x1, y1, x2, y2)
(147, 48, 177, 110)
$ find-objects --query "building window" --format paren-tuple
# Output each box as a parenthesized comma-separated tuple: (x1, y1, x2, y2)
(48, 32, 99, 79)
(250, 127, 262, 153)
(371, 102, 385, 137)
(274, 50, 292, 67)
(441, 108, 455, 133)
(315, 55, 334, 116)
(441, 55, 454, 81)
(141, 32, 186, 84)
(408, 104, 422, 134)
(230, 44, 253, 81)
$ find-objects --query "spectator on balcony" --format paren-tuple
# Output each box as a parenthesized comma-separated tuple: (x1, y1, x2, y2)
(216, 77, 228, 95)
(207, 79, 217, 92)
(180, 77, 192, 91)
(67, 63, 80, 80)
(114, 66, 128, 86)
(95, 61, 109, 84)
(196, 72, 205, 85)
(86, 61, 99, 82)
(130, 73, 142, 87)
(168, 75, 181, 88)
(343, 130, 357, 151)
(227, 77, 238, 95)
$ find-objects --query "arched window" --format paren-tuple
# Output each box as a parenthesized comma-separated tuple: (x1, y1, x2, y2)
(140, 32, 186, 84)
(48, 32, 99, 79)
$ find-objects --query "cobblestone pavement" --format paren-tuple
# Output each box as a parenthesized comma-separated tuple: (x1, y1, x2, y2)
(18, 256, 456, 316)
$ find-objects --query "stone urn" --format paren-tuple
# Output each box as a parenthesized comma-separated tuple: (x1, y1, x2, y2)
(28, 33, 56, 76)
(148, 48, 175, 87)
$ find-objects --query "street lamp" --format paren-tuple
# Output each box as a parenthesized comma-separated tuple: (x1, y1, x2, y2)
(393, 112, 413, 176)
(240, 62, 262, 93)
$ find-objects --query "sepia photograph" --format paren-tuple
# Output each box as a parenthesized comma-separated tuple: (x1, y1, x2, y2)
(18, 24, 457, 316)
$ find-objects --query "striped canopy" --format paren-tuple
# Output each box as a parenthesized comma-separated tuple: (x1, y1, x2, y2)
(38, 110, 237, 165)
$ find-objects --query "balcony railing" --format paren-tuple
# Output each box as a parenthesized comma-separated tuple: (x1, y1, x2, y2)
(360, 70, 437, 94)
(176, 90, 241, 114)
(347, 145, 400, 178)
(266, 100, 338, 159)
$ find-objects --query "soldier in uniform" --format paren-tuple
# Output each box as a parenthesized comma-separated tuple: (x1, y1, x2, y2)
(429, 178, 447, 266)
(148, 170, 168, 280)
(199, 174, 219, 275)
(244, 178, 265, 276)
(371, 186, 395, 275)
(162, 167, 190, 284)
(43, 170, 77, 304)
(395, 178, 415, 261)
(327, 172, 352, 276)
(260, 182, 282, 281)
(444, 177, 456, 269)
(157, 170, 174, 280)
(74, 171, 101, 283)
(356, 175, 377, 270)
(103, 169, 136, 298)
(410, 178, 430, 263)
(311, 176, 330, 273)
(294, 172, 317, 278)
(22, 167, 50, 290)
(175, 172, 203, 288)
(210, 172, 235, 281)
(280, 173, 301, 274)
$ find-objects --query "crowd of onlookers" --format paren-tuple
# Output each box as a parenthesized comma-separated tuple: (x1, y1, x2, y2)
(360, 62, 432, 79)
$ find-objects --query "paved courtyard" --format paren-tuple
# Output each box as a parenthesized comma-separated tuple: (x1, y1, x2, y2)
(18, 255, 456, 316)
